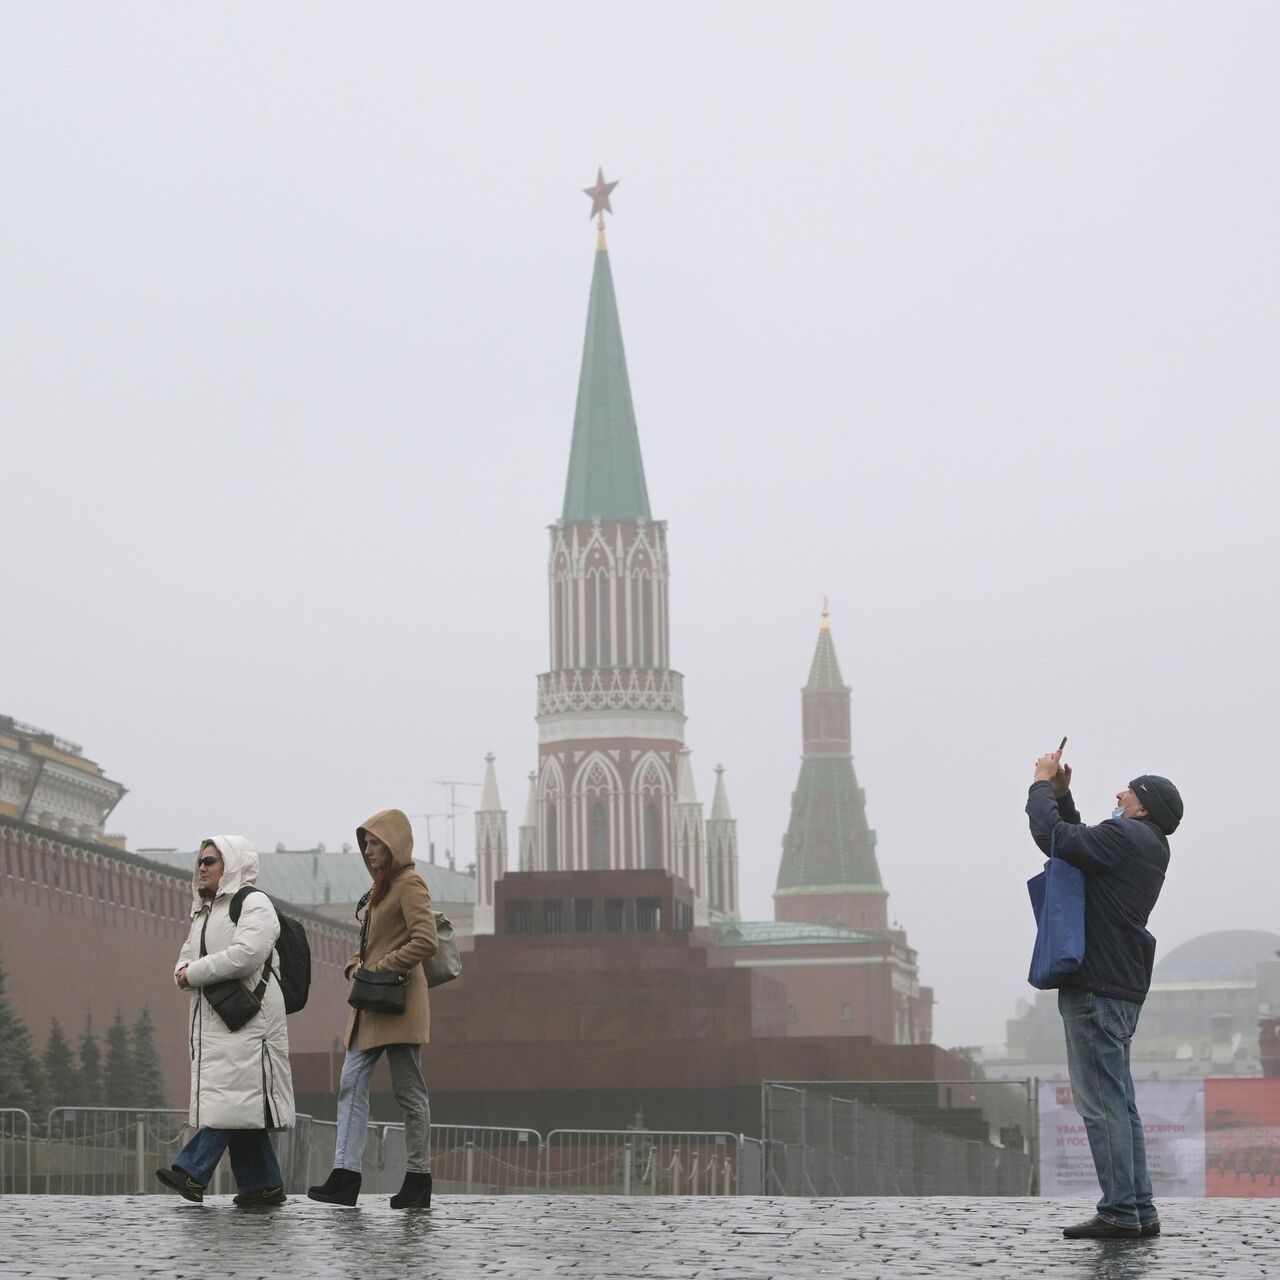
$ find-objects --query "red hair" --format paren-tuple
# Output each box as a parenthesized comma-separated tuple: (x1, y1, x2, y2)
(369, 863, 402, 908)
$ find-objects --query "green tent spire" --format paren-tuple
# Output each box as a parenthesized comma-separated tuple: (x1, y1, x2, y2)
(806, 602, 845, 691)
(561, 242, 652, 524)
(776, 609, 886, 897)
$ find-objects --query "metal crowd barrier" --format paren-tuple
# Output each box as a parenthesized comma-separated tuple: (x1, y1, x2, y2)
(375, 1123, 542, 1194)
(542, 1129, 738, 1195)
(12, 1094, 1032, 1198)
(45, 1108, 190, 1195)
(0, 1108, 32, 1194)
(761, 1081, 1034, 1197)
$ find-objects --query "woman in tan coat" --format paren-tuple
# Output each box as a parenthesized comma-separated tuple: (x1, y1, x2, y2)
(308, 809, 438, 1209)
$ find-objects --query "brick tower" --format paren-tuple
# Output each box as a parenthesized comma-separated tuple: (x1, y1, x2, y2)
(774, 605, 889, 932)
(529, 193, 708, 919)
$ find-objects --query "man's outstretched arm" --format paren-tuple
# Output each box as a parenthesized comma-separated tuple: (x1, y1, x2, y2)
(1026, 751, 1126, 874)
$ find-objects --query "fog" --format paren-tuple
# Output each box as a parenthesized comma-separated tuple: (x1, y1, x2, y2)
(3, 3, 1277, 1048)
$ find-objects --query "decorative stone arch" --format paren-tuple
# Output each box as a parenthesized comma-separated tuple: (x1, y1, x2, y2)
(633, 753, 672, 870)
(577, 523, 618, 575)
(574, 752, 624, 871)
(539, 756, 566, 872)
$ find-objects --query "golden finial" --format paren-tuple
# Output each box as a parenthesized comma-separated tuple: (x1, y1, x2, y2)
(820, 595, 830, 629)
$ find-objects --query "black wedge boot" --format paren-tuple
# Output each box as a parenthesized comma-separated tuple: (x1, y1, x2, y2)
(389, 1170, 432, 1209)
(307, 1167, 361, 1206)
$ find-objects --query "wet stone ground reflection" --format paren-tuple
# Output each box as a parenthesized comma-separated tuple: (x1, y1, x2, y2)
(0, 1196, 1273, 1279)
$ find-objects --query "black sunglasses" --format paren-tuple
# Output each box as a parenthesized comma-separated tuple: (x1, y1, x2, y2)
(197, 855, 221, 869)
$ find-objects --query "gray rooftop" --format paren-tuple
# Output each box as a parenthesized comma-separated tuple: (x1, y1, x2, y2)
(135, 846, 476, 907)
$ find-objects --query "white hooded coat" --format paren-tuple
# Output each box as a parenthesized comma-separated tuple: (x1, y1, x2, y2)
(176, 835, 296, 1130)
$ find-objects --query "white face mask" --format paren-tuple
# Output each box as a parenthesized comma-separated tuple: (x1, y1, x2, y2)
(1112, 805, 1126, 820)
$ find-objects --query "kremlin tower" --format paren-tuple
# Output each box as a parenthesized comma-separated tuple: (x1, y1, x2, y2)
(774, 604, 889, 932)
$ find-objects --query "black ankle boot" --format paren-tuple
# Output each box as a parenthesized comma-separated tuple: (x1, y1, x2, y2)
(389, 1170, 432, 1209)
(307, 1168, 361, 1206)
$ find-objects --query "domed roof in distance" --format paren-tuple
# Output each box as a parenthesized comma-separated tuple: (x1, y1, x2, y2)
(1153, 930, 1280, 985)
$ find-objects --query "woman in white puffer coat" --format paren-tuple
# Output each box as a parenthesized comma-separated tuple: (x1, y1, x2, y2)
(154, 834, 296, 1206)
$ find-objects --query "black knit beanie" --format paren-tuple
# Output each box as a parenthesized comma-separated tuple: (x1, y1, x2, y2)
(1130, 775, 1183, 835)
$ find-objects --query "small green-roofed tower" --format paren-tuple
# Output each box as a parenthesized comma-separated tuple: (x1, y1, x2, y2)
(774, 602, 889, 932)
(561, 223, 652, 524)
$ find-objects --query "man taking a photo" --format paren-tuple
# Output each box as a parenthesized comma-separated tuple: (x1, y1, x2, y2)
(1026, 748, 1182, 1240)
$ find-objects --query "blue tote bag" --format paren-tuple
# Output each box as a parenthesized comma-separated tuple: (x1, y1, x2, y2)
(1026, 830, 1086, 989)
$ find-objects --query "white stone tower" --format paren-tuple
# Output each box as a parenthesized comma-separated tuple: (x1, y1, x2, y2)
(473, 753, 508, 935)
(706, 765, 740, 923)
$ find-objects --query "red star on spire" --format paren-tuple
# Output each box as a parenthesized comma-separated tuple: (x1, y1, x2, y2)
(583, 168, 619, 221)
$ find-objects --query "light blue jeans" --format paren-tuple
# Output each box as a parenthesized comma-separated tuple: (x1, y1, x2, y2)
(334, 1044, 431, 1173)
(1058, 988, 1155, 1229)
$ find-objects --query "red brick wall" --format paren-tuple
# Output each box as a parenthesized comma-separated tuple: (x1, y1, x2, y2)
(775, 891, 889, 932)
(0, 820, 358, 1109)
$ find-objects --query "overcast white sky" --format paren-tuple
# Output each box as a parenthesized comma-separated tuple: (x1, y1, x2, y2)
(3, 3, 1277, 1049)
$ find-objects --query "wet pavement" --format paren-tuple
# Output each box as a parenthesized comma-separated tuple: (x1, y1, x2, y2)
(1, 1195, 1277, 1278)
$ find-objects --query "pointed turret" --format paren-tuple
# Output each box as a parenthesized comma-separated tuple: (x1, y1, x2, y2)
(473, 753, 508, 935)
(806, 602, 845, 690)
(775, 605, 888, 932)
(672, 747, 708, 924)
(710, 765, 733, 822)
(675, 747, 699, 805)
(561, 241, 652, 524)
(706, 765, 740, 923)
(479, 753, 503, 813)
(518, 771, 538, 872)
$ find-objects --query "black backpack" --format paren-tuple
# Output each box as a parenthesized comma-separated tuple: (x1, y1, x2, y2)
(229, 886, 312, 1015)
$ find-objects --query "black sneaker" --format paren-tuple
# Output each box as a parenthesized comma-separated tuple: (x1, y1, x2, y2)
(1140, 1219, 1161, 1237)
(1063, 1215, 1142, 1240)
(155, 1165, 205, 1203)
(233, 1186, 288, 1208)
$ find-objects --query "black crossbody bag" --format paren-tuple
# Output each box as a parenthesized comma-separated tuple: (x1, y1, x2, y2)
(199, 909, 271, 1032)
(347, 892, 407, 1015)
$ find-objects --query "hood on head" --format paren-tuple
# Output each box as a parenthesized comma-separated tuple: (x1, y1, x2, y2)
(191, 833, 259, 911)
(356, 809, 415, 880)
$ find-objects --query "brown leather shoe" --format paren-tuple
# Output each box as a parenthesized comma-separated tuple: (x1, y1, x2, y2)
(1063, 1215, 1142, 1240)
(1140, 1219, 1161, 1237)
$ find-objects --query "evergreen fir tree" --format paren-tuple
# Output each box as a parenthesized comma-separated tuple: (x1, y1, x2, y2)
(77, 1016, 103, 1107)
(130, 1007, 168, 1109)
(102, 1010, 134, 1107)
(42, 1018, 80, 1109)
(0, 956, 43, 1114)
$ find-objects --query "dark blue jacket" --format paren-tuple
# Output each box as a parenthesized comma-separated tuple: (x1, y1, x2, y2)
(1025, 780, 1169, 1004)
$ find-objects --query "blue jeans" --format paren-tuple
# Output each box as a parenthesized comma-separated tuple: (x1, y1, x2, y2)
(334, 1044, 432, 1173)
(1058, 988, 1155, 1228)
(176, 1127, 283, 1192)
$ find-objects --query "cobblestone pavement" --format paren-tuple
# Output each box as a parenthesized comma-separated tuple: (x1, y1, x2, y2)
(2, 1196, 1278, 1279)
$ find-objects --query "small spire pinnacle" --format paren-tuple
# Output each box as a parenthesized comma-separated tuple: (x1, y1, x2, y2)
(820, 595, 830, 630)
(479, 753, 502, 812)
(711, 765, 733, 821)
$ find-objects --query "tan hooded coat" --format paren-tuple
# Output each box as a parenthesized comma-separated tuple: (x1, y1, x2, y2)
(344, 809, 438, 1051)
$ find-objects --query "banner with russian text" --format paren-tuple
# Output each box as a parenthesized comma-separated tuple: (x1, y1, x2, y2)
(1039, 1078, 1206, 1197)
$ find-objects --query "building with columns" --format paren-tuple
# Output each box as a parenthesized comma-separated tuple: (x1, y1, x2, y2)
(0, 715, 127, 846)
